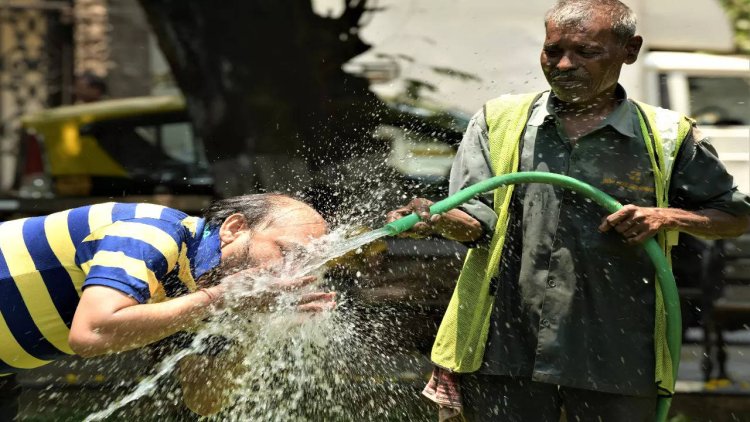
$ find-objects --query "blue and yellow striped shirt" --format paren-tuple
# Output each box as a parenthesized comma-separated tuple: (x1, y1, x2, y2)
(0, 202, 221, 373)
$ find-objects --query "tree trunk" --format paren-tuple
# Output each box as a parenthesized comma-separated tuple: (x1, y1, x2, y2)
(137, 1, 383, 198)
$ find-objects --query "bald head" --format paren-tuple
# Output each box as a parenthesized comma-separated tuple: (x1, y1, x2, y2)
(259, 196, 327, 233)
(204, 193, 325, 232)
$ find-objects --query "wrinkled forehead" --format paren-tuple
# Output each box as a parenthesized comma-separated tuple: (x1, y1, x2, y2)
(545, 14, 618, 43)
(262, 205, 328, 236)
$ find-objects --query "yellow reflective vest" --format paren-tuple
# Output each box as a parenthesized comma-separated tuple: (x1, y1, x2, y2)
(430, 92, 693, 396)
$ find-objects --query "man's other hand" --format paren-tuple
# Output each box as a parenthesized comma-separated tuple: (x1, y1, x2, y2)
(219, 273, 335, 313)
(600, 205, 749, 243)
(599, 204, 668, 245)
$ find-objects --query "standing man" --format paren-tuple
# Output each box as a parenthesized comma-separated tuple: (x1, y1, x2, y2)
(388, 0, 750, 420)
(0, 194, 335, 418)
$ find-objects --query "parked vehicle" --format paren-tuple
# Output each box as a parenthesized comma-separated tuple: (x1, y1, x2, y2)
(1, 96, 213, 218)
(643, 51, 750, 193)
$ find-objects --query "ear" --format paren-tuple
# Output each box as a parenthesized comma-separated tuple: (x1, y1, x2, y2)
(624, 35, 643, 65)
(219, 213, 249, 246)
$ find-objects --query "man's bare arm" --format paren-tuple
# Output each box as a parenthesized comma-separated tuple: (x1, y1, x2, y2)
(69, 275, 333, 358)
(599, 205, 750, 244)
(69, 285, 224, 357)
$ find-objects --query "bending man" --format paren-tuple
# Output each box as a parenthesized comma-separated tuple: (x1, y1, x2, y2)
(0, 193, 334, 416)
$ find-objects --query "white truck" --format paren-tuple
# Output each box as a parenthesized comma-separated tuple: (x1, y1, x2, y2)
(643, 51, 750, 193)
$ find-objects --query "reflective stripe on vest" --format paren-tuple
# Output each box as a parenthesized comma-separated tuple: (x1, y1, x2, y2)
(430, 93, 537, 373)
(635, 100, 693, 395)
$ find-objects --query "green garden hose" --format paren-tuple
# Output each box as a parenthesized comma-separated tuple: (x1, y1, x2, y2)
(382, 171, 681, 422)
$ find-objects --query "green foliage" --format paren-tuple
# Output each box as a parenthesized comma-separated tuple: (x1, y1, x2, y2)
(718, 0, 750, 53)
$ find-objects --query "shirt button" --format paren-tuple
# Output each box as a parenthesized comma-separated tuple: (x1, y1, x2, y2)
(541, 319, 550, 328)
(548, 279, 556, 288)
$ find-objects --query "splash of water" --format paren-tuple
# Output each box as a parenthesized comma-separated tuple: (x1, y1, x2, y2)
(82, 331, 210, 422)
(83, 225, 429, 421)
(322, 226, 392, 261)
(218, 226, 392, 305)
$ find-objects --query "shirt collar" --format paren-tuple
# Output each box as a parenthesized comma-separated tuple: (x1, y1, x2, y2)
(527, 91, 553, 126)
(528, 84, 637, 138)
(187, 218, 222, 280)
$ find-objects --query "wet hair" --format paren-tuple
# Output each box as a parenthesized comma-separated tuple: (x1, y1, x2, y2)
(78, 70, 108, 94)
(202, 193, 311, 230)
(544, 0, 637, 45)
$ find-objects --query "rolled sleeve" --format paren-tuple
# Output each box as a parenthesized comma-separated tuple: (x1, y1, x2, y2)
(670, 126, 750, 216)
(449, 109, 498, 247)
(83, 276, 149, 303)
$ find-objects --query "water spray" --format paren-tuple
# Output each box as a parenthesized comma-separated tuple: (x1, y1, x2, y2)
(381, 171, 680, 422)
(85, 172, 680, 421)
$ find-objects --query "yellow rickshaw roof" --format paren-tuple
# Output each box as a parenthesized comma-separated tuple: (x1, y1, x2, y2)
(21, 95, 186, 126)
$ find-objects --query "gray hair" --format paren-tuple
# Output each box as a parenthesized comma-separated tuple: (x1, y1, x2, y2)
(544, 0, 637, 44)
(202, 193, 307, 229)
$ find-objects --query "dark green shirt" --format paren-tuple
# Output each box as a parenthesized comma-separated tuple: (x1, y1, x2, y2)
(449, 86, 750, 396)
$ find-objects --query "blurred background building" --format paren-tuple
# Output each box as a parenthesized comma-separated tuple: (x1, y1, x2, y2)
(0, 0, 175, 192)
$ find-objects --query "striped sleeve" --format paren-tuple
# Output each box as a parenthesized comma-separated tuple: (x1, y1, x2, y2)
(76, 218, 185, 303)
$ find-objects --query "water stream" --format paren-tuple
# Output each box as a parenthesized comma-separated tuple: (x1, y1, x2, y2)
(83, 332, 211, 422)
(83, 225, 425, 421)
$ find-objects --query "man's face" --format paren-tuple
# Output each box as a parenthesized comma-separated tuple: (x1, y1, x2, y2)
(221, 205, 328, 274)
(540, 12, 640, 105)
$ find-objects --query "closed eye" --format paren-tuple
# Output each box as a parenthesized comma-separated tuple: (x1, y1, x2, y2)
(578, 49, 602, 58)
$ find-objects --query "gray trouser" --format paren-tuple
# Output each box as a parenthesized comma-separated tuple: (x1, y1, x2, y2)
(460, 373, 656, 422)
(0, 375, 19, 422)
